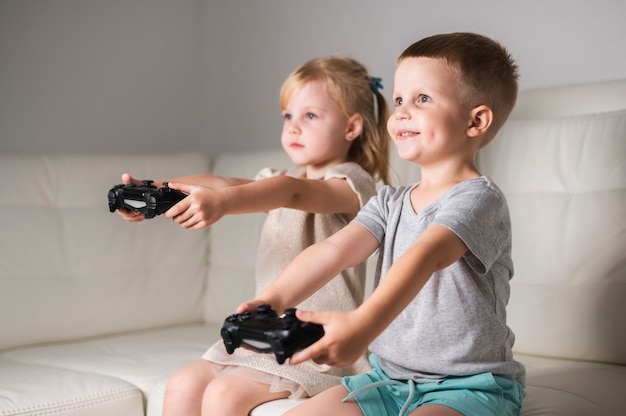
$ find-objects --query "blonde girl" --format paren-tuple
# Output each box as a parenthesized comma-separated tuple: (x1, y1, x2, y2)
(117, 55, 390, 415)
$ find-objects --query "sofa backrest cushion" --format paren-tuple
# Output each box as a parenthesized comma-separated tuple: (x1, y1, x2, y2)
(0, 153, 210, 351)
(477, 80, 626, 364)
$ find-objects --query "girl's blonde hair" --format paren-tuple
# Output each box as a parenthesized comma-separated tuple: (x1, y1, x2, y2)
(280, 56, 391, 185)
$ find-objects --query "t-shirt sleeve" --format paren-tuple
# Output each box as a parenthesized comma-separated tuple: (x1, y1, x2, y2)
(353, 185, 408, 243)
(433, 180, 511, 274)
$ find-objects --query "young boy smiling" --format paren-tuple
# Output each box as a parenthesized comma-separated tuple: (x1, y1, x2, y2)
(240, 32, 526, 416)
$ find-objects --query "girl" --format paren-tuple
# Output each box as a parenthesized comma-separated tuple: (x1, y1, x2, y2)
(116, 55, 390, 415)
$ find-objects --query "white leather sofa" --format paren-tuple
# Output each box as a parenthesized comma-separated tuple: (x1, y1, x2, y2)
(1, 79, 625, 416)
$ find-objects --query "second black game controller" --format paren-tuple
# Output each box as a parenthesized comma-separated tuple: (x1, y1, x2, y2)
(221, 304, 324, 364)
(108, 180, 187, 219)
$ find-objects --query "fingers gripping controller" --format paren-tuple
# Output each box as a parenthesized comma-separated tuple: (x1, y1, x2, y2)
(107, 180, 187, 219)
(221, 304, 324, 364)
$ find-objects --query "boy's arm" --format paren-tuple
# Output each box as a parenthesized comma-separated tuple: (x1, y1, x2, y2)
(290, 224, 469, 367)
(165, 175, 361, 229)
(238, 222, 380, 314)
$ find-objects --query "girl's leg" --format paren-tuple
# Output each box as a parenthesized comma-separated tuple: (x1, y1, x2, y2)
(284, 385, 363, 416)
(163, 359, 217, 416)
(201, 373, 290, 416)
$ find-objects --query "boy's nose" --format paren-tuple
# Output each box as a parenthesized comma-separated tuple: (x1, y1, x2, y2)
(393, 107, 410, 120)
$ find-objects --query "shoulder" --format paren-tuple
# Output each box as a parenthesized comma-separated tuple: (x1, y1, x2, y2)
(255, 166, 303, 181)
(325, 162, 378, 206)
(376, 183, 415, 204)
(441, 176, 507, 210)
(324, 162, 372, 182)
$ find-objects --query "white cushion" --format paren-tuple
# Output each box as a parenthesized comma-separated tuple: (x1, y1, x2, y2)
(251, 399, 307, 416)
(478, 110, 626, 364)
(0, 153, 211, 350)
(511, 79, 626, 119)
(0, 359, 144, 416)
(515, 354, 626, 416)
(0, 323, 220, 416)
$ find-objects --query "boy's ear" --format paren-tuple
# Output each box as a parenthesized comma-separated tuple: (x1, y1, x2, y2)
(467, 105, 493, 138)
(345, 113, 364, 142)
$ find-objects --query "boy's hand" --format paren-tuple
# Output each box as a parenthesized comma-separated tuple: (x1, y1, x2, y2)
(289, 310, 370, 367)
(164, 182, 225, 230)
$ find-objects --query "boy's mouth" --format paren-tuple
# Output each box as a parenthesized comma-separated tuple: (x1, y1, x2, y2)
(397, 130, 418, 140)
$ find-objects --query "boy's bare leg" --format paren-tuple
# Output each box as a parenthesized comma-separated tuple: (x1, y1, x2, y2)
(285, 385, 363, 416)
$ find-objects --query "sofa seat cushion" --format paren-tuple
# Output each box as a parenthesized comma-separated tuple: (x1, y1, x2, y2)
(251, 398, 307, 416)
(0, 359, 143, 416)
(0, 323, 220, 416)
(517, 354, 626, 416)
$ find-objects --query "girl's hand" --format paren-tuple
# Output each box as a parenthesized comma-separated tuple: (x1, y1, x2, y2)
(121, 173, 143, 186)
(163, 182, 226, 230)
(289, 310, 371, 367)
(115, 173, 146, 222)
(236, 299, 274, 315)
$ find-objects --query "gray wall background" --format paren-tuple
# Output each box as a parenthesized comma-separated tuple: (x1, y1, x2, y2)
(1, 0, 625, 157)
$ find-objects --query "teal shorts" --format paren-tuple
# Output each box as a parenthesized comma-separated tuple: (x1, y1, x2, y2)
(341, 354, 525, 416)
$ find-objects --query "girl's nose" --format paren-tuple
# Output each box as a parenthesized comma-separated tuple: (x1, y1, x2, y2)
(288, 122, 301, 134)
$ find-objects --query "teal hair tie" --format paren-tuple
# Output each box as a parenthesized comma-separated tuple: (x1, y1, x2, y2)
(369, 77, 383, 93)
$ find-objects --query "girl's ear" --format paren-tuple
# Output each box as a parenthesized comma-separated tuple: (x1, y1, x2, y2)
(345, 113, 364, 142)
(467, 105, 493, 138)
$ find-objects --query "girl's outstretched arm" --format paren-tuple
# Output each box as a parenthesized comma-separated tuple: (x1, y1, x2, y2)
(121, 172, 252, 189)
(166, 175, 361, 230)
(115, 172, 252, 222)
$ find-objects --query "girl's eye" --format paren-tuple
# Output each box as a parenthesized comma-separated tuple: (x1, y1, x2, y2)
(393, 97, 403, 107)
(418, 94, 431, 104)
(282, 113, 292, 121)
(306, 112, 317, 120)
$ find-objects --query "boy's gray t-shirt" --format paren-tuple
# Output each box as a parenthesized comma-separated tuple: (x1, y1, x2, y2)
(354, 176, 526, 384)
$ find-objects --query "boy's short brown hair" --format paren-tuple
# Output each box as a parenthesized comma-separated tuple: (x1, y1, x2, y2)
(399, 32, 519, 141)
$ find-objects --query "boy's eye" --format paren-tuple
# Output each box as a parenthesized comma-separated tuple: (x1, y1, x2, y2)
(282, 113, 292, 121)
(393, 97, 403, 107)
(418, 94, 431, 104)
(306, 112, 317, 120)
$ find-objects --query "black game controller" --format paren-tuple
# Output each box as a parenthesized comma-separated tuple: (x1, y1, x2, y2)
(108, 180, 187, 219)
(221, 304, 324, 364)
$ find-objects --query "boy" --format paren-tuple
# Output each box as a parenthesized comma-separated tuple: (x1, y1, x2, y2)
(240, 32, 526, 416)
